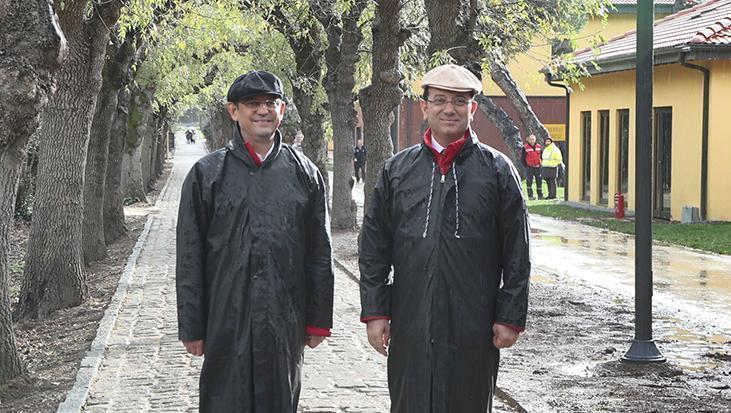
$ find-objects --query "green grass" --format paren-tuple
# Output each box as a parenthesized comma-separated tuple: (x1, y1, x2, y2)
(522, 181, 731, 255)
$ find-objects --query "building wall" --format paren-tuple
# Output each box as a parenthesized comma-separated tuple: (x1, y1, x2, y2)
(707, 60, 731, 221)
(483, 12, 669, 98)
(568, 64, 706, 220)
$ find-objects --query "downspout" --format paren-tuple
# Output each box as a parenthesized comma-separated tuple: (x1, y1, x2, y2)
(679, 53, 709, 221)
(545, 74, 571, 201)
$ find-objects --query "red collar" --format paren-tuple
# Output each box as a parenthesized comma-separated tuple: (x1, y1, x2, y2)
(243, 140, 263, 167)
(423, 129, 470, 175)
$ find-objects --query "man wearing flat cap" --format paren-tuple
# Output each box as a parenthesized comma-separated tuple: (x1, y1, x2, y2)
(176, 70, 334, 412)
(359, 63, 530, 412)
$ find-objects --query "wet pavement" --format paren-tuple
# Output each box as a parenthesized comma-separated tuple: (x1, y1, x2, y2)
(529, 214, 731, 363)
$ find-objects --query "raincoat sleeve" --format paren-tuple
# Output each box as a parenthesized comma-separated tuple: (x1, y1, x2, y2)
(304, 169, 334, 335)
(495, 157, 531, 331)
(359, 165, 393, 321)
(176, 165, 210, 341)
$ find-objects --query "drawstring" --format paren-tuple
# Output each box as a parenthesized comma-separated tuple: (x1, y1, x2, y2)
(422, 162, 436, 238)
(453, 164, 461, 238)
(422, 162, 461, 239)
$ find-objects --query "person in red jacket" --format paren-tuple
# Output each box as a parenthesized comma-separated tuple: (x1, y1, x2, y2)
(521, 134, 543, 199)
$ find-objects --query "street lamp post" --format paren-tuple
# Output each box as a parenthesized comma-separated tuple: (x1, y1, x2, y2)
(622, 0, 666, 363)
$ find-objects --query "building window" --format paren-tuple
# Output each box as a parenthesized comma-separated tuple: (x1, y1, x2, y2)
(599, 110, 610, 205)
(654, 107, 672, 219)
(617, 110, 630, 200)
(581, 111, 592, 202)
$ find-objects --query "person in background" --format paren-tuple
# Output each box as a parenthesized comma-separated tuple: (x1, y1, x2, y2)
(521, 134, 543, 199)
(541, 136, 563, 199)
(353, 137, 367, 183)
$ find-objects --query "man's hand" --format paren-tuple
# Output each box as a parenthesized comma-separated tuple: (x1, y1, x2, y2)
(492, 324, 519, 349)
(183, 339, 205, 356)
(306, 335, 326, 348)
(366, 319, 391, 356)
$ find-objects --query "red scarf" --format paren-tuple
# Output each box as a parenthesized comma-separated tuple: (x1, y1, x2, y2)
(423, 128, 469, 175)
(244, 140, 263, 167)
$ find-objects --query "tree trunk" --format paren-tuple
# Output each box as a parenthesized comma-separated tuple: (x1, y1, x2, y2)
(122, 86, 152, 203)
(487, 56, 551, 144)
(359, 0, 409, 209)
(104, 87, 130, 243)
(261, 3, 330, 188)
(0, 0, 65, 381)
(312, 0, 367, 230)
(475, 95, 522, 166)
(16, 0, 124, 319)
(83, 31, 138, 260)
(0, 4, 66, 383)
(203, 102, 231, 152)
(0, 140, 28, 384)
(141, 120, 153, 192)
(13, 133, 41, 221)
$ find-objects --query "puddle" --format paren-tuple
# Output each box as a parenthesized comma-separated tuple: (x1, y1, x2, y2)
(558, 361, 600, 378)
(657, 322, 731, 371)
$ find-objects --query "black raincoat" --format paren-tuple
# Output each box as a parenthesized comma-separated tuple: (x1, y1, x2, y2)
(359, 129, 530, 413)
(176, 128, 334, 412)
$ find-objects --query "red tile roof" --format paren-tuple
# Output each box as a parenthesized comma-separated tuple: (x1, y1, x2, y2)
(573, 0, 731, 67)
(612, 0, 674, 4)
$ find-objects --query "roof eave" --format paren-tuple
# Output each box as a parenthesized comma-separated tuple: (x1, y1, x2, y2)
(611, 4, 675, 15)
(547, 44, 731, 81)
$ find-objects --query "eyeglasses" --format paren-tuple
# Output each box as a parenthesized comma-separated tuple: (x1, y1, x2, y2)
(241, 99, 282, 110)
(426, 96, 474, 107)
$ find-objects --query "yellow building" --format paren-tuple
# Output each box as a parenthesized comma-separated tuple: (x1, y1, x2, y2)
(476, 1, 674, 145)
(554, 0, 731, 221)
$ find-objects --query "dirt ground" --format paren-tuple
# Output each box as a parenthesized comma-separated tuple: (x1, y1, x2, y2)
(0, 164, 171, 413)
(330, 227, 731, 413)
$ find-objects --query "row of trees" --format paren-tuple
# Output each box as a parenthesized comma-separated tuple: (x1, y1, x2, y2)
(0, 0, 609, 387)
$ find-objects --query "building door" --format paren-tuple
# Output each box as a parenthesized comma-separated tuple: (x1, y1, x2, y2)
(581, 111, 592, 202)
(599, 111, 610, 205)
(617, 110, 630, 201)
(653, 107, 672, 219)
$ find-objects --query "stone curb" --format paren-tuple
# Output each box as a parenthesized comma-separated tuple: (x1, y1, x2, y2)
(332, 256, 532, 413)
(56, 164, 176, 413)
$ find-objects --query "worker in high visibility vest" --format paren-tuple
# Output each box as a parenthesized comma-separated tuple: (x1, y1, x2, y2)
(541, 137, 563, 199)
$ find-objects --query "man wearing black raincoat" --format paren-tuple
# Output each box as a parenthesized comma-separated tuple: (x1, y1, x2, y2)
(176, 70, 334, 412)
(359, 64, 530, 412)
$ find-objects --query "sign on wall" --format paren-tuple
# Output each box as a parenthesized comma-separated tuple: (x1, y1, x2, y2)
(544, 124, 566, 141)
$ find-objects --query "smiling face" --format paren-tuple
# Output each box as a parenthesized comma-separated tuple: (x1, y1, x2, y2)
(227, 93, 286, 142)
(419, 87, 478, 144)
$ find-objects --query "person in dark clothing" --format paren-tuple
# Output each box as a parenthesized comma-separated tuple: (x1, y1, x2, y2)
(359, 64, 530, 413)
(176, 70, 334, 413)
(353, 138, 366, 183)
(520, 134, 543, 199)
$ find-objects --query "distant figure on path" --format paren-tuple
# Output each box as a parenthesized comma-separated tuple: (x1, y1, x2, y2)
(353, 137, 367, 183)
(176, 70, 334, 412)
(359, 63, 531, 413)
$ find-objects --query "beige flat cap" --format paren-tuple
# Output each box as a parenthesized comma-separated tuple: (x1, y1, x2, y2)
(421, 64, 482, 95)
